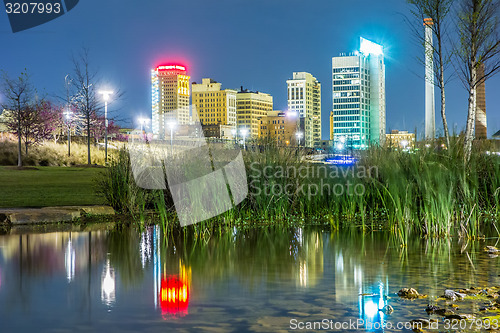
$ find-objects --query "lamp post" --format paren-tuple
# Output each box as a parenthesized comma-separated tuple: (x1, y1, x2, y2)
(231, 128, 237, 144)
(240, 128, 248, 150)
(339, 136, 346, 161)
(295, 131, 303, 148)
(99, 90, 113, 164)
(138, 117, 149, 141)
(167, 120, 176, 156)
(64, 110, 72, 156)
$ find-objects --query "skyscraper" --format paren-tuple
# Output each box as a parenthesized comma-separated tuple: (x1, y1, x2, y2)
(287, 72, 321, 148)
(192, 78, 237, 127)
(331, 37, 386, 149)
(151, 64, 190, 138)
(236, 87, 273, 138)
(258, 110, 299, 146)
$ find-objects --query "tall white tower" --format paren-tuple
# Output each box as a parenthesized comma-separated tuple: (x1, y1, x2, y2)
(424, 18, 435, 140)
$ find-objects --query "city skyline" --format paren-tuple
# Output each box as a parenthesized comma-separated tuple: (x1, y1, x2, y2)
(1, 0, 499, 139)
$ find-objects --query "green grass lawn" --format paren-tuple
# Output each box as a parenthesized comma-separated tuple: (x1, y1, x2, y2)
(0, 166, 105, 208)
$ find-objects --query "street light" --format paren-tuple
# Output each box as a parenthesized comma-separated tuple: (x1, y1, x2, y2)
(240, 128, 248, 150)
(138, 117, 149, 141)
(63, 109, 72, 157)
(99, 90, 113, 164)
(295, 131, 303, 147)
(401, 140, 409, 150)
(167, 120, 177, 155)
(231, 128, 237, 144)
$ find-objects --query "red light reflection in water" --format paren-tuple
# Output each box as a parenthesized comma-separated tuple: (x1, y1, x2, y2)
(159, 275, 189, 318)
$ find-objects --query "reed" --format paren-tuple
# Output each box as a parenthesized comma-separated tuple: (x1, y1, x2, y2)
(97, 138, 500, 243)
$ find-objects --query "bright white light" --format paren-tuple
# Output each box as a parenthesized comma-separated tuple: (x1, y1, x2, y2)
(296, 131, 303, 139)
(99, 90, 113, 102)
(336, 143, 344, 150)
(340, 136, 346, 143)
(401, 140, 408, 148)
(364, 300, 379, 319)
(231, 129, 237, 135)
(65, 238, 75, 282)
(287, 111, 298, 118)
(360, 37, 383, 56)
(103, 272, 115, 296)
(101, 260, 116, 306)
(167, 120, 177, 130)
(241, 129, 248, 137)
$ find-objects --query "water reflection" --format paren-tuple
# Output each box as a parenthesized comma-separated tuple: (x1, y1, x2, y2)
(101, 258, 116, 306)
(64, 235, 75, 282)
(147, 226, 192, 319)
(157, 260, 191, 318)
(0, 227, 496, 332)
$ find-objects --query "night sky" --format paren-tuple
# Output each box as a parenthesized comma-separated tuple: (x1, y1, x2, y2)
(1, 0, 499, 139)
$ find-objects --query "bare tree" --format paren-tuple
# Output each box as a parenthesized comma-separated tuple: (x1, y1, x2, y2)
(407, 0, 454, 148)
(456, 0, 500, 162)
(1, 70, 34, 167)
(71, 48, 100, 165)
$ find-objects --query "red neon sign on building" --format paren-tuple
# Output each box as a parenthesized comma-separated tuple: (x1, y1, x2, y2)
(156, 65, 186, 72)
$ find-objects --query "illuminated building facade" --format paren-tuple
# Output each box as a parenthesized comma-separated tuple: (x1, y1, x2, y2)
(151, 65, 190, 139)
(385, 130, 415, 149)
(192, 78, 237, 129)
(258, 111, 298, 146)
(201, 124, 236, 139)
(331, 37, 386, 149)
(236, 87, 273, 138)
(287, 72, 321, 148)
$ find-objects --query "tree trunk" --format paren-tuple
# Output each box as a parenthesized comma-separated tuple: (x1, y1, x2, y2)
(464, 66, 477, 163)
(438, 51, 450, 148)
(17, 120, 22, 167)
(87, 115, 91, 165)
(17, 102, 22, 167)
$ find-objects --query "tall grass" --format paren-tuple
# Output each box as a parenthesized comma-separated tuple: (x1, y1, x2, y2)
(97, 138, 500, 243)
(0, 138, 115, 166)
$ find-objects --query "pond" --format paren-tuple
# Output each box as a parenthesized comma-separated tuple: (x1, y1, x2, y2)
(0, 226, 499, 332)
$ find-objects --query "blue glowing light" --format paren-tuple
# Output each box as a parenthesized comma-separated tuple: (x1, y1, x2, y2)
(325, 155, 357, 166)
